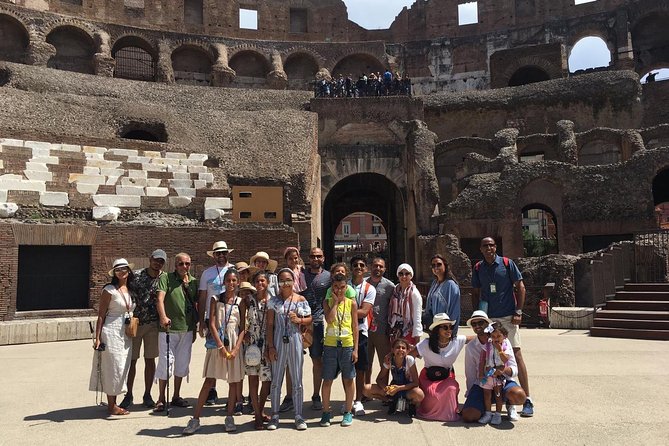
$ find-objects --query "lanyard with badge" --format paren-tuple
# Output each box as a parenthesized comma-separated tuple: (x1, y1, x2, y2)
(222, 297, 237, 347)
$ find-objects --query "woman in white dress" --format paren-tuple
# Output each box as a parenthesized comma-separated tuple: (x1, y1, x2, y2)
(89, 258, 137, 416)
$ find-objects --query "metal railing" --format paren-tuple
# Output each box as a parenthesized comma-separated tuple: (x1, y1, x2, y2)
(633, 230, 669, 282)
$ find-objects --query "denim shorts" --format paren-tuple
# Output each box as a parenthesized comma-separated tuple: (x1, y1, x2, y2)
(308, 321, 325, 358)
(322, 345, 356, 381)
(462, 381, 520, 413)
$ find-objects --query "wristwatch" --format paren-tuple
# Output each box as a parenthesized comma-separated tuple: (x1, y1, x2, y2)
(514, 309, 523, 316)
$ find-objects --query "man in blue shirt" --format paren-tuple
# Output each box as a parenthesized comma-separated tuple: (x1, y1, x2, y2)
(471, 236, 534, 418)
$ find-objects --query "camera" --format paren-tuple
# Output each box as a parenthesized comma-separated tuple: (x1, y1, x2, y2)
(223, 337, 230, 347)
(395, 396, 407, 412)
(282, 335, 290, 344)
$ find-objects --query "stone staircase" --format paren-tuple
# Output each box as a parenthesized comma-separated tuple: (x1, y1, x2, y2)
(591, 283, 669, 340)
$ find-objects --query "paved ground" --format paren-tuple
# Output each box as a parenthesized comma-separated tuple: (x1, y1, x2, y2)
(1, 328, 668, 446)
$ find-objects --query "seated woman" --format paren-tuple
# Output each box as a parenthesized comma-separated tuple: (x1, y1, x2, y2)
(414, 313, 473, 422)
(363, 338, 424, 416)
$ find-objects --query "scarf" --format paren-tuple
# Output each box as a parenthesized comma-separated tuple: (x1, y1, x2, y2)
(388, 282, 415, 337)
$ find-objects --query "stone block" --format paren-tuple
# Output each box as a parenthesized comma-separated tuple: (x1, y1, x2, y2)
(86, 159, 122, 168)
(24, 170, 53, 182)
(68, 173, 107, 185)
(151, 158, 180, 166)
(173, 172, 191, 180)
(25, 162, 49, 172)
(181, 159, 205, 166)
(83, 145, 108, 154)
(0, 191, 6, 202)
(0, 160, 2, 169)
(143, 151, 162, 158)
(199, 172, 214, 183)
(0, 178, 46, 192)
(189, 153, 208, 162)
(169, 196, 192, 207)
(549, 307, 594, 329)
(30, 147, 50, 158)
(36, 320, 60, 343)
(40, 191, 69, 206)
(24, 140, 52, 151)
(174, 187, 197, 197)
(146, 179, 161, 187)
(0, 202, 19, 217)
(205, 208, 226, 220)
(127, 156, 151, 164)
(105, 176, 120, 186)
(60, 144, 82, 152)
(0, 138, 24, 147)
(169, 179, 193, 188)
(76, 183, 99, 194)
(116, 185, 145, 196)
(110, 148, 139, 157)
(1, 174, 23, 180)
(93, 194, 141, 208)
(188, 165, 207, 174)
(93, 206, 121, 221)
(194, 180, 207, 189)
(167, 164, 188, 174)
(100, 168, 126, 177)
(83, 166, 101, 175)
(143, 163, 167, 172)
(31, 156, 59, 165)
(165, 152, 187, 159)
(127, 169, 148, 179)
(121, 177, 148, 186)
(8, 322, 38, 344)
(205, 197, 232, 210)
(146, 187, 169, 197)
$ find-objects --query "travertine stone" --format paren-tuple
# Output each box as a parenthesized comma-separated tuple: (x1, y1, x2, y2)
(105, 176, 120, 186)
(169, 179, 193, 188)
(0, 178, 46, 192)
(169, 196, 192, 207)
(199, 172, 214, 183)
(121, 177, 148, 186)
(127, 156, 151, 164)
(83, 166, 101, 175)
(24, 170, 53, 182)
(68, 174, 106, 185)
(143, 164, 167, 172)
(31, 156, 59, 165)
(86, 159, 122, 168)
(205, 197, 232, 210)
(93, 206, 121, 221)
(0, 138, 24, 147)
(174, 188, 197, 197)
(25, 162, 49, 172)
(116, 185, 145, 196)
(188, 153, 208, 161)
(60, 144, 82, 152)
(205, 208, 226, 220)
(127, 170, 148, 178)
(0, 191, 6, 202)
(181, 159, 205, 166)
(168, 164, 188, 173)
(146, 187, 170, 197)
(84, 152, 104, 160)
(143, 151, 162, 158)
(40, 191, 69, 206)
(110, 148, 139, 157)
(188, 165, 207, 174)
(92, 194, 141, 207)
(24, 141, 52, 151)
(173, 172, 191, 180)
(83, 146, 107, 154)
(0, 202, 19, 217)
(147, 179, 161, 187)
(100, 168, 126, 177)
(76, 183, 100, 194)
(165, 152, 187, 159)
(194, 180, 207, 189)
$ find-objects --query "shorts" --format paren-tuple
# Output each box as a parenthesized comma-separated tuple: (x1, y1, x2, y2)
(308, 321, 325, 358)
(491, 316, 521, 348)
(155, 331, 193, 380)
(462, 381, 520, 414)
(245, 357, 272, 382)
(355, 333, 369, 371)
(131, 322, 159, 360)
(322, 345, 356, 381)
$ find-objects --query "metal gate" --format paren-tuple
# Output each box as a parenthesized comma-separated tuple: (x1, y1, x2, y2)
(633, 230, 669, 283)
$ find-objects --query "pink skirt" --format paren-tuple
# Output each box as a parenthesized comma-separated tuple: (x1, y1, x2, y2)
(416, 367, 460, 422)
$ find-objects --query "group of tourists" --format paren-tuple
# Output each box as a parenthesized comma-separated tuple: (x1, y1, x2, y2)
(314, 71, 412, 98)
(89, 236, 535, 433)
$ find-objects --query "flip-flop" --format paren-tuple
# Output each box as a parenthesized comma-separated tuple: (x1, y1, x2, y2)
(153, 402, 165, 413)
(171, 397, 190, 408)
(109, 407, 130, 416)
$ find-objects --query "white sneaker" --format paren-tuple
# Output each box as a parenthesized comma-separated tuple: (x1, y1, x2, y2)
(295, 418, 308, 431)
(506, 404, 519, 421)
(224, 415, 236, 432)
(267, 416, 279, 431)
(353, 400, 365, 416)
(478, 411, 493, 424)
(183, 417, 200, 435)
(491, 412, 502, 425)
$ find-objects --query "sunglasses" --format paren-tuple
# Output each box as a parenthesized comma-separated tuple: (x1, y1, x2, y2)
(398, 272, 411, 277)
(114, 268, 129, 273)
(309, 254, 323, 259)
(431, 263, 443, 268)
(279, 280, 294, 286)
(439, 325, 453, 330)
(471, 320, 487, 327)
(352, 262, 366, 268)
(177, 262, 191, 267)
(214, 251, 228, 256)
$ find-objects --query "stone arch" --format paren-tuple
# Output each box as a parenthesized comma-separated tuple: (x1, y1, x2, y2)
(518, 180, 564, 255)
(632, 12, 669, 75)
(323, 173, 406, 273)
(331, 53, 385, 77)
(568, 36, 612, 73)
(112, 35, 157, 82)
(0, 13, 29, 63)
(508, 65, 550, 87)
(579, 139, 621, 165)
(283, 52, 319, 90)
(517, 134, 558, 161)
(652, 167, 669, 206)
(228, 49, 271, 87)
(171, 44, 213, 86)
(498, 55, 561, 87)
(45, 25, 95, 74)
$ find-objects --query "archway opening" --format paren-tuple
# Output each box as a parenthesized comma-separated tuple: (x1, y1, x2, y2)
(653, 168, 669, 229)
(112, 36, 156, 82)
(46, 26, 95, 74)
(641, 68, 669, 83)
(521, 204, 558, 256)
(0, 14, 29, 63)
(632, 13, 669, 76)
(229, 50, 270, 87)
(334, 212, 388, 264)
(332, 54, 384, 78)
(171, 46, 212, 86)
(508, 66, 549, 86)
(323, 173, 404, 274)
(284, 53, 319, 90)
(569, 36, 611, 73)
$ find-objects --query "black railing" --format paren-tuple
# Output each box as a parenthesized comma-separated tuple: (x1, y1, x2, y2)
(633, 230, 669, 282)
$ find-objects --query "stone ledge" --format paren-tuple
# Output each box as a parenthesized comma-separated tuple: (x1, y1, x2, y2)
(549, 307, 594, 330)
(0, 317, 97, 345)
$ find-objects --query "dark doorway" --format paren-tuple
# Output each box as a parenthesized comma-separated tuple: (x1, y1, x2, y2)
(323, 173, 405, 274)
(17, 245, 91, 311)
(508, 66, 550, 86)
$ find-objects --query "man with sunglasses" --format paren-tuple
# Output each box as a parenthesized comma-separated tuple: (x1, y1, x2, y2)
(471, 236, 533, 418)
(154, 252, 198, 412)
(119, 249, 167, 410)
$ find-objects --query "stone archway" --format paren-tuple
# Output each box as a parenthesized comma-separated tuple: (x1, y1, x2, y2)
(332, 53, 385, 77)
(171, 45, 213, 86)
(632, 12, 669, 75)
(46, 25, 95, 74)
(0, 14, 29, 63)
(112, 35, 156, 82)
(323, 173, 406, 273)
(508, 66, 550, 86)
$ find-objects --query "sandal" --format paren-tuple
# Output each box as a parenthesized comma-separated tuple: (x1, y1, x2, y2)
(109, 407, 130, 416)
(171, 397, 191, 408)
(153, 402, 165, 413)
(262, 414, 271, 423)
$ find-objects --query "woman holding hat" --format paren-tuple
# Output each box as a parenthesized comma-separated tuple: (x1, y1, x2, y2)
(89, 258, 138, 416)
(414, 313, 473, 422)
(388, 263, 423, 345)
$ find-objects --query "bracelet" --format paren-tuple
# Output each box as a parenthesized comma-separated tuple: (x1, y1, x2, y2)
(218, 345, 224, 350)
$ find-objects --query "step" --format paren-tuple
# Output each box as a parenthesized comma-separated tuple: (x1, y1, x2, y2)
(590, 327, 669, 341)
(592, 318, 669, 330)
(595, 310, 669, 320)
(613, 291, 669, 301)
(624, 283, 669, 292)
(604, 300, 669, 311)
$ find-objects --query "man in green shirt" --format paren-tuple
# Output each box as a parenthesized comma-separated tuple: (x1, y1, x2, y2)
(154, 252, 198, 412)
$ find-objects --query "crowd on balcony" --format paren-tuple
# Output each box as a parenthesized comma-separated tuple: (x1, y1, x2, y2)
(314, 71, 412, 98)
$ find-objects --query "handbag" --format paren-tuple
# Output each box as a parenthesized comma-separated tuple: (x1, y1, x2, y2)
(125, 317, 139, 338)
(301, 323, 313, 348)
(425, 366, 451, 381)
(245, 344, 262, 367)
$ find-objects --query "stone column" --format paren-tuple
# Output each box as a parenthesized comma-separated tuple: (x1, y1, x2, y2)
(266, 50, 288, 90)
(155, 40, 174, 83)
(93, 31, 115, 77)
(613, 9, 635, 70)
(557, 120, 578, 165)
(26, 33, 55, 67)
(211, 43, 236, 87)
(404, 120, 439, 235)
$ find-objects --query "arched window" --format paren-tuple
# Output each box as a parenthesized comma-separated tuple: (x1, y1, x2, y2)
(569, 36, 611, 73)
(0, 14, 29, 63)
(284, 53, 319, 90)
(334, 212, 387, 262)
(112, 37, 156, 82)
(46, 26, 95, 74)
(171, 46, 212, 86)
(508, 66, 549, 86)
(521, 204, 558, 256)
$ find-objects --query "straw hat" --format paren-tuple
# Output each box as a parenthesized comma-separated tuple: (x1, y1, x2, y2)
(239, 282, 257, 294)
(250, 251, 278, 272)
(429, 313, 456, 331)
(466, 310, 493, 326)
(207, 241, 233, 257)
(108, 258, 134, 277)
(235, 261, 259, 275)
